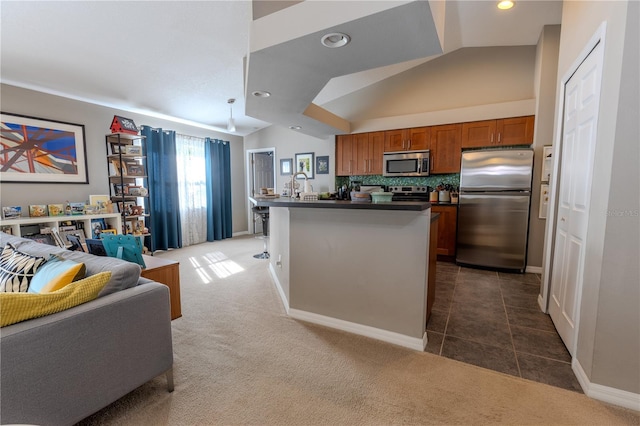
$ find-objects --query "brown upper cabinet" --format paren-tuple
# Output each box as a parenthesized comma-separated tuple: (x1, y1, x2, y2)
(336, 132, 384, 176)
(429, 124, 462, 174)
(335, 134, 354, 176)
(384, 127, 430, 152)
(461, 116, 535, 148)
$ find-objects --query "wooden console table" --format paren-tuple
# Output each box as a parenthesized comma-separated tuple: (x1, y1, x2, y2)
(141, 255, 181, 320)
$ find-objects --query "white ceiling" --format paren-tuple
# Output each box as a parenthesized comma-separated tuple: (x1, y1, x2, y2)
(0, 1, 562, 138)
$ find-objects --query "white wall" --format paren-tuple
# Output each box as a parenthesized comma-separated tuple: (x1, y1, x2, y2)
(552, 0, 638, 396)
(0, 84, 247, 235)
(529, 25, 561, 270)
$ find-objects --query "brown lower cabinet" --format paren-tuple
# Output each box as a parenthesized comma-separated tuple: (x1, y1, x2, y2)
(431, 205, 457, 258)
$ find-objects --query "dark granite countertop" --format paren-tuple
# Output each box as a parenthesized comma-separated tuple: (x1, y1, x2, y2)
(250, 197, 431, 212)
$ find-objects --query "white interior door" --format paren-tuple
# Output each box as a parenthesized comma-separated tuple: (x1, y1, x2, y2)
(549, 42, 603, 355)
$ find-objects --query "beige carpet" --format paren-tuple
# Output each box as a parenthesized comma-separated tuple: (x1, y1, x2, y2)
(79, 235, 639, 425)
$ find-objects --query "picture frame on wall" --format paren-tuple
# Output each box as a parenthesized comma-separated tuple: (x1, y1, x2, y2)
(0, 112, 88, 183)
(280, 158, 293, 176)
(316, 155, 329, 175)
(294, 152, 314, 179)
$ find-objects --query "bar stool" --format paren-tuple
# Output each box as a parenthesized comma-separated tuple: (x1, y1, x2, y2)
(252, 206, 270, 259)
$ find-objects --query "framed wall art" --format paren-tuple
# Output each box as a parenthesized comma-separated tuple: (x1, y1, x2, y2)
(0, 112, 88, 183)
(294, 152, 314, 179)
(280, 158, 292, 176)
(316, 155, 329, 175)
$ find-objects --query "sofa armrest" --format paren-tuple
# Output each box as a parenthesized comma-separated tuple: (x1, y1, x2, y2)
(0, 282, 173, 425)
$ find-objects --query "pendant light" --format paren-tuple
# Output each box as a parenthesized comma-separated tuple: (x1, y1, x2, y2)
(227, 98, 236, 132)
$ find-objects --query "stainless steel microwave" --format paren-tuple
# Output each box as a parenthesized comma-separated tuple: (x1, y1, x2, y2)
(383, 150, 430, 177)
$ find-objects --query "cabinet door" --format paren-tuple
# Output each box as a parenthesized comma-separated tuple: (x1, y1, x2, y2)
(496, 116, 535, 146)
(352, 133, 369, 175)
(384, 129, 405, 152)
(407, 127, 430, 151)
(429, 124, 462, 174)
(335, 135, 353, 176)
(368, 131, 385, 174)
(461, 120, 497, 148)
(431, 205, 458, 257)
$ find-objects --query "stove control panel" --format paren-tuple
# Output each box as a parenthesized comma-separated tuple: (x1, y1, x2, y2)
(388, 186, 428, 194)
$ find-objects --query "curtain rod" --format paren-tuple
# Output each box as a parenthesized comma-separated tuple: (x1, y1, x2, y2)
(145, 127, 228, 143)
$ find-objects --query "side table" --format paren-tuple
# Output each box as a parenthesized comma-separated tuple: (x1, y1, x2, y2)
(141, 255, 182, 320)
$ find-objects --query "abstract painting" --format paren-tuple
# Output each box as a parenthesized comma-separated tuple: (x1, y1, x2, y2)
(0, 113, 88, 183)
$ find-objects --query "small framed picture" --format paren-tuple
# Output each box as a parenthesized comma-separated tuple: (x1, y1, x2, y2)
(295, 152, 314, 179)
(69, 202, 85, 215)
(111, 159, 126, 176)
(89, 195, 110, 213)
(316, 155, 329, 175)
(2, 206, 22, 220)
(29, 204, 48, 217)
(125, 145, 143, 156)
(110, 144, 123, 155)
(91, 218, 107, 239)
(126, 162, 145, 176)
(280, 158, 293, 176)
(84, 205, 100, 215)
(47, 204, 65, 217)
(113, 183, 129, 196)
(128, 186, 144, 196)
(101, 229, 117, 236)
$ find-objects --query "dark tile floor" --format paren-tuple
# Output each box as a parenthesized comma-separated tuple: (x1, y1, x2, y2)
(426, 261, 583, 392)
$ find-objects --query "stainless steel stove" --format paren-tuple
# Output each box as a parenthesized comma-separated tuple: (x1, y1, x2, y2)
(388, 185, 429, 201)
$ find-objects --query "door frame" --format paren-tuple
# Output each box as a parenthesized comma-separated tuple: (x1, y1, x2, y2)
(246, 147, 276, 234)
(539, 23, 607, 352)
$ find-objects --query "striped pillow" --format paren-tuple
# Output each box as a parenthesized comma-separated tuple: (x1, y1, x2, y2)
(0, 243, 48, 293)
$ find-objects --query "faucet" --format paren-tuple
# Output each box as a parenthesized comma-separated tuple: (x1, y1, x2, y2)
(290, 172, 308, 198)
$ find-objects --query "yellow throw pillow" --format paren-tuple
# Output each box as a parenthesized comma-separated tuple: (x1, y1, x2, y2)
(0, 271, 111, 327)
(28, 255, 86, 294)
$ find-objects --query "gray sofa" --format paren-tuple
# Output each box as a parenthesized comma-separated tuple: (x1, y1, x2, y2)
(0, 232, 174, 425)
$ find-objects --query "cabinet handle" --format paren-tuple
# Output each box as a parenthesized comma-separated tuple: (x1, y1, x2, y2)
(349, 160, 352, 173)
(402, 140, 406, 149)
(498, 133, 501, 143)
(491, 133, 494, 143)
(408, 139, 411, 149)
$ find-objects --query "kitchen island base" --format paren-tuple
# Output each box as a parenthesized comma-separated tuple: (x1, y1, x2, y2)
(266, 205, 431, 351)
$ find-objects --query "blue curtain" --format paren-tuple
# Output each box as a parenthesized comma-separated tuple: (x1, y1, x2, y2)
(141, 126, 182, 251)
(205, 138, 232, 241)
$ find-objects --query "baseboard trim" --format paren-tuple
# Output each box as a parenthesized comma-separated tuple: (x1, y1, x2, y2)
(573, 359, 640, 411)
(268, 263, 289, 315)
(525, 265, 543, 274)
(232, 231, 249, 237)
(288, 308, 427, 352)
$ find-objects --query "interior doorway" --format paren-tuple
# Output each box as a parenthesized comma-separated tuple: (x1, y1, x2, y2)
(246, 148, 275, 234)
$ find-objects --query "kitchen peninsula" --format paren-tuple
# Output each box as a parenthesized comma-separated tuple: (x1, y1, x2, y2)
(250, 197, 435, 351)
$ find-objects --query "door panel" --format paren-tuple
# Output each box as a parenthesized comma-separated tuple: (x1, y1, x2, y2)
(549, 41, 603, 354)
(456, 193, 531, 271)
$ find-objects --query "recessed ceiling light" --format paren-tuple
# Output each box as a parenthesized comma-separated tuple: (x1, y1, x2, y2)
(289, 125, 302, 130)
(497, 1, 514, 10)
(252, 90, 271, 98)
(321, 32, 350, 48)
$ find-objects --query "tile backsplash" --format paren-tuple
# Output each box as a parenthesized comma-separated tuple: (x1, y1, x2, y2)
(335, 174, 460, 191)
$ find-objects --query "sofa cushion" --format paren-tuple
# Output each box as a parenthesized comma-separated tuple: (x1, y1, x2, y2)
(0, 243, 48, 293)
(0, 271, 111, 327)
(0, 233, 142, 297)
(28, 255, 86, 293)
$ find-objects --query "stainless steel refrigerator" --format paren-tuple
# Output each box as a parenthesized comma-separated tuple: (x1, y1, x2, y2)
(456, 148, 534, 273)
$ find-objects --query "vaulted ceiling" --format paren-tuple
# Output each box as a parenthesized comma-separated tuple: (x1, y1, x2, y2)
(0, 1, 562, 138)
